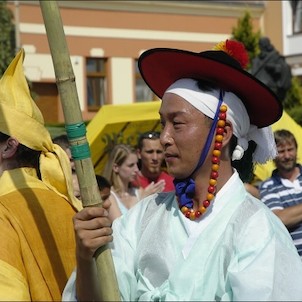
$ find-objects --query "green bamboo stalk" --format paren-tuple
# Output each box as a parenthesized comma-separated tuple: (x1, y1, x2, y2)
(39, 1, 120, 301)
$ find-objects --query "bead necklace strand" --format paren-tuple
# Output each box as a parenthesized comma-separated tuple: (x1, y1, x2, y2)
(179, 104, 228, 220)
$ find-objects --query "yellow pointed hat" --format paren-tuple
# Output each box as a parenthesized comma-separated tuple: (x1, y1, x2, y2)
(0, 49, 82, 211)
(0, 49, 50, 149)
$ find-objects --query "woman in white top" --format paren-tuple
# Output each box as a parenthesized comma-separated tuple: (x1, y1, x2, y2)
(102, 144, 164, 221)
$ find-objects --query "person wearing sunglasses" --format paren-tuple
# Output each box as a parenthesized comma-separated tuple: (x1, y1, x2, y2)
(135, 131, 174, 193)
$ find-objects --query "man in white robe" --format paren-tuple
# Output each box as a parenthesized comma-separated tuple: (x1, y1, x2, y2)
(63, 40, 302, 301)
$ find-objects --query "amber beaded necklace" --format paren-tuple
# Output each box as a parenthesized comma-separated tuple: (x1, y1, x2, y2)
(177, 104, 228, 221)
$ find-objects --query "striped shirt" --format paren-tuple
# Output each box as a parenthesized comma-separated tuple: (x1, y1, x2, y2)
(259, 164, 302, 257)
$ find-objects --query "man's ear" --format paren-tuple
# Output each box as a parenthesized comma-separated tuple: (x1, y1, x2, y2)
(221, 122, 233, 147)
(2, 137, 19, 159)
(218, 121, 235, 161)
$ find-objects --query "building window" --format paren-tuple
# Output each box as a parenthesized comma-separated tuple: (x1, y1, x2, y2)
(86, 58, 107, 111)
(135, 60, 159, 102)
(291, 0, 302, 34)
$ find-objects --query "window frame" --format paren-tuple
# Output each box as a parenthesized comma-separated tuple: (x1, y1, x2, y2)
(86, 57, 108, 111)
(291, 0, 302, 35)
(134, 59, 159, 102)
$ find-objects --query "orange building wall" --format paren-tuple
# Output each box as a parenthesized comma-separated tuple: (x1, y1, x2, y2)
(6, 1, 270, 124)
(263, 1, 283, 53)
(10, 2, 263, 56)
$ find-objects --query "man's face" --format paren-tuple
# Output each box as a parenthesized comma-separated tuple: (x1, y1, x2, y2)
(138, 139, 164, 176)
(274, 141, 297, 173)
(159, 93, 211, 179)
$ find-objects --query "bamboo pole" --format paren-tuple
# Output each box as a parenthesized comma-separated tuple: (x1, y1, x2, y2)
(39, 1, 120, 301)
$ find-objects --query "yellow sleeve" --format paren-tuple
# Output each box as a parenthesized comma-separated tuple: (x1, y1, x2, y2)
(0, 260, 30, 301)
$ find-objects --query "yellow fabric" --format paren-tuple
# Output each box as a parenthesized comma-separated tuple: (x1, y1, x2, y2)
(254, 111, 302, 181)
(0, 260, 30, 300)
(0, 51, 44, 125)
(40, 144, 82, 211)
(0, 48, 82, 212)
(0, 167, 45, 196)
(0, 168, 77, 301)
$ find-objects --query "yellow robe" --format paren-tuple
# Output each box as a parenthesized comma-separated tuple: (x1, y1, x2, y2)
(0, 168, 77, 301)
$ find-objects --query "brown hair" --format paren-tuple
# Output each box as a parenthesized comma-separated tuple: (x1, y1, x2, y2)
(274, 129, 297, 149)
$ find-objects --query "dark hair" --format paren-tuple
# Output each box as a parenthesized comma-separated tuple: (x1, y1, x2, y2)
(96, 175, 111, 190)
(137, 131, 160, 149)
(230, 136, 257, 183)
(197, 79, 220, 92)
(0, 132, 9, 143)
(0, 132, 41, 174)
(53, 134, 69, 151)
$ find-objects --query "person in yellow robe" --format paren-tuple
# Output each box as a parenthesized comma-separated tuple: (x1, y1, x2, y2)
(0, 49, 82, 300)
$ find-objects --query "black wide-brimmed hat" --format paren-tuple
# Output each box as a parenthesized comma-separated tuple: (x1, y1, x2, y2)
(138, 40, 283, 128)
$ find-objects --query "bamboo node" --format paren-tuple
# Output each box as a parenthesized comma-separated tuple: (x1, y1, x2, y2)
(56, 76, 75, 84)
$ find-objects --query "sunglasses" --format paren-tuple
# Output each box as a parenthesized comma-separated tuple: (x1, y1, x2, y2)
(140, 131, 160, 139)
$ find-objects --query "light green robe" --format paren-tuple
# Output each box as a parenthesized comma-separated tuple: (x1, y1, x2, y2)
(64, 171, 302, 301)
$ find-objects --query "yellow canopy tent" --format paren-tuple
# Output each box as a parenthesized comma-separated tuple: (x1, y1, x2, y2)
(87, 101, 161, 174)
(254, 110, 302, 182)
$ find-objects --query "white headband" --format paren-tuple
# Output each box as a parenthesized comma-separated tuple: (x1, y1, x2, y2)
(165, 78, 277, 163)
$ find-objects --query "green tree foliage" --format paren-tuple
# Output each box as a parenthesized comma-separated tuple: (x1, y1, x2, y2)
(231, 11, 261, 69)
(283, 76, 302, 125)
(283, 76, 302, 110)
(0, 0, 15, 76)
